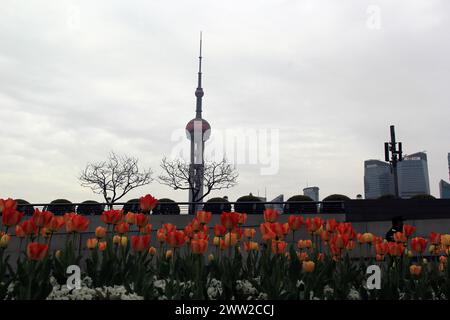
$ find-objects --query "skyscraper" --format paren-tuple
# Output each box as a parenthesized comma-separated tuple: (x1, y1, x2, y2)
(398, 152, 430, 198)
(185, 33, 211, 206)
(364, 160, 394, 199)
(439, 153, 450, 199)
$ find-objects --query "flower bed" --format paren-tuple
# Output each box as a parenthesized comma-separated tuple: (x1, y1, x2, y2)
(0, 196, 450, 300)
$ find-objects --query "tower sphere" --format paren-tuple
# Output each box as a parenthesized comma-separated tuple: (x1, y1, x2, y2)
(185, 118, 211, 141)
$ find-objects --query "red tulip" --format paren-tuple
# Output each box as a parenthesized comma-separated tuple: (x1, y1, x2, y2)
(388, 242, 405, 256)
(20, 219, 38, 236)
(2, 207, 24, 227)
(15, 225, 26, 238)
(131, 235, 151, 252)
(403, 224, 416, 238)
(101, 209, 123, 225)
(115, 222, 129, 234)
(288, 215, 304, 231)
(306, 217, 324, 233)
(375, 242, 389, 255)
(394, 232, 407, 243)
(213, 224, 226, 237)
(263, 208, 279, 223)
(130, 212, 147, 227)
(139, 223, 153, 234)
(191, 239, 208, 254)
(411, 237, 427, 254)
(220, 212, 240, 230)
(165, 230, 186, 247)
(66, 214, 90, 233)
(260, 222, 276, 241)
(326, 219, 338, 232)
(139, 194, 158, 212)
(27, 242, 48, 261)
(0, 198, 17, 213)
(45, 216, 65, 232)
(163, 223, 176, 233)
(429, 232, 441, 245)
(32, 209, 53, 228)
(271, 240, 288, 254)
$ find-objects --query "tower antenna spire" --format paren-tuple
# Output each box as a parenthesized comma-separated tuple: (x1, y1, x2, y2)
(195, 31, 204, 118)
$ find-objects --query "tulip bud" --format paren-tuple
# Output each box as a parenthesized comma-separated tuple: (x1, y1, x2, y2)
(429, 244, 436, 254)
(95, 226, 107, 239)
(409, 264, 422, 276)
(149, 246, 157, 255)
(208, 254, 214, 262)
(213, 236, 221, 247)
(98, 241, 107, 251)
(86, 238, 98, 249)
(423, 258, 428, 264)
(407, 250, 413, 258)
(113, 235, 121, 244)
(302, 260, 315, 273)
(55, 250, 62, 259)
(0, 234, 11, 248)
(166, 250, 173, 259)
(120, 236, 128, 247)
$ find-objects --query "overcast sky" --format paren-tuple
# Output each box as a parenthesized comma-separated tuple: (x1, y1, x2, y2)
(1, 0, 449, 203)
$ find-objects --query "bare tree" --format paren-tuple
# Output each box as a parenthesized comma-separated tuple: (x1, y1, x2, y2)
(79, 152, 153, 206)
(158, 157, 238, 202)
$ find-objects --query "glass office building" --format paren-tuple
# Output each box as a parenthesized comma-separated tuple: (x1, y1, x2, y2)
(398, 152, 430, 198)
(364, 160, 394, 199)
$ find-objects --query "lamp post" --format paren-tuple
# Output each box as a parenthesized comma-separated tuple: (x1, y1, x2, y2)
(384, 125, 403, 198)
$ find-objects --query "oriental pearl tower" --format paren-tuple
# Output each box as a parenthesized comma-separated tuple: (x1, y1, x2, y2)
(185, 32, 211, 212)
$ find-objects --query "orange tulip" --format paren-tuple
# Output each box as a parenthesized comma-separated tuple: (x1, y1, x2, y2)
(95, 226, 107, 238)
(86, 238, 98, 249)
(191, 239, 208, 254)
(361, 233, 374, 244)
(196, 211, 212, 224)
(375, 242, 389, 255)
(157, 228, 166, 242)
(166, 249, 173, 259)
(2, 207, 24, 227)
(125, 212, 136, 224)
(139, 194, 158, 212)
(297, 239, 312, 249)
(243, 241, 259, 251)
(131, 235, 151, 252)
(192, 231, 209, 241)
(325, 219, 338, 232)
(224, 232, 238, 247)
(244, 228, 256, 239)
(237, 213, 247, 225)
(113, 235, 121, 244)
(163, 223, 176, 233)
(0, 234, 11, 248)
(302, 260, 315, 273)
(27, 242, 48, 261)
(440, 234, 450, 247)
(263, 208, 279, 223)
(148, 246, 157, 255)
(320, 230, 330, 242)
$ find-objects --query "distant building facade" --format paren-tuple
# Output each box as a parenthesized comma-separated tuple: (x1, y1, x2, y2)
(439, 180, 450, 199)
(398, 152, 430, 198)
(364, 160, 394, 199)
(303, 187, 319, 201)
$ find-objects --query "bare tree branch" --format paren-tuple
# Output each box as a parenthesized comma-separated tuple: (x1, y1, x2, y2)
(79, 151, 153, 205)
(158, 157, 238, 202)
